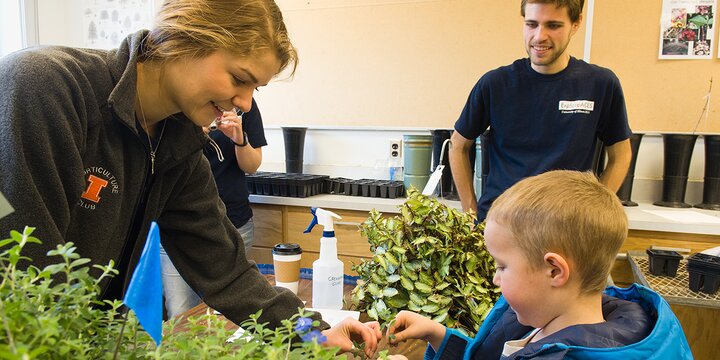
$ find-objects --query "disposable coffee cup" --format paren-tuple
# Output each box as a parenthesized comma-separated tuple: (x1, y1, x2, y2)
(272, 243, 302, 294)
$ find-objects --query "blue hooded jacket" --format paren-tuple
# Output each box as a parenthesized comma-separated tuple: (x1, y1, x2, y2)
(426, 284, 692, 359)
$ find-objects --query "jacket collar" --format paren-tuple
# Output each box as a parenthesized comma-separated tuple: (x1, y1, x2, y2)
(106, 30, 146, 130)
(105, 30, 208, 169)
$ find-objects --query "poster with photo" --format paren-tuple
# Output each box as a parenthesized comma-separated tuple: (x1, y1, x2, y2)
(83, 0, 154, 49)
(659, 0, 715, 59)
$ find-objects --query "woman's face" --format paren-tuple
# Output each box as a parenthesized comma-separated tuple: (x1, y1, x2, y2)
(164, 49, 281, 127)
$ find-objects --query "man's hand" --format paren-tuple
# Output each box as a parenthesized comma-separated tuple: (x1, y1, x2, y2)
(214, 109, 245, 144)
(387, 310, 446, 350)
(322, 318, 382, 357)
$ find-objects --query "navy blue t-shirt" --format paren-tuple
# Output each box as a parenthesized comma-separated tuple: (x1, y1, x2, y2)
(455, 57, 631, 220)
(204, 98, 267, 228)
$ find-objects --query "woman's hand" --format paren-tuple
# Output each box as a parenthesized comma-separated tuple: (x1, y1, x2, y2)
(387, 311, 446, 350)
(322, 318, 382, 358)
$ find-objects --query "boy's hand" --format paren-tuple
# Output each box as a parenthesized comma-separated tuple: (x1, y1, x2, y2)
(322, 318, 382, 357)
(387, 311, 446, 350)
(387, 356, 409, 360)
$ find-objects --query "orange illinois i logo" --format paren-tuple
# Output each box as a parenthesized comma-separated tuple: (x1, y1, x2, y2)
(81, 175, 109, 203)
(78, 167, 119, 210)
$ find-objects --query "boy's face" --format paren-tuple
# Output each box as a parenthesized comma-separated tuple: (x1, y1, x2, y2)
(485, 220, 551, 328)
(523, 3, 581, 74)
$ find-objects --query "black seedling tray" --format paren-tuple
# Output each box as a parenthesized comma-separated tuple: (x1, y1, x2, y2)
(247, 173, 405, 199)
(646, 248, 683, 277)
(687, 252, 720, 294)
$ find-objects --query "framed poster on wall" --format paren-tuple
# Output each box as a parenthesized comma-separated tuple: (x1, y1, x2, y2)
(659, 0, 716, 59)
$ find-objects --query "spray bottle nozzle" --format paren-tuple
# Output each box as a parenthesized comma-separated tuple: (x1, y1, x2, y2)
(304, 207, 341, 234)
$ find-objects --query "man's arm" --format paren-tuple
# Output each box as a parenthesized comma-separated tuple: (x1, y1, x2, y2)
(449, 131, 477, 213)
(600, 138, 632, 192)
(235, 144, 262, 173)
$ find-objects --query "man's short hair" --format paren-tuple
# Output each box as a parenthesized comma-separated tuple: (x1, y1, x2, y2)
(521, 0, 585, 24)
(487, 170, 626, 294)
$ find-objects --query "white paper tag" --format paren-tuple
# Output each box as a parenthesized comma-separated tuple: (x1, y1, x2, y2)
(422, 165, 444, 196)
(0, 192, 14, 220)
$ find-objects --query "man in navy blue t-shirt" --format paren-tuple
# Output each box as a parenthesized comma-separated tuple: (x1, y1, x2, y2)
(449, 0, 632, 221)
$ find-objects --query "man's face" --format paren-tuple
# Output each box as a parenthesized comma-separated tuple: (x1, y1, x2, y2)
(523, 2, 581, 74)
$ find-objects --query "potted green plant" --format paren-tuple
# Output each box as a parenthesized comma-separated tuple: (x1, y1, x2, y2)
(351, 188, 499, 336)
(0, 227, 377, 359)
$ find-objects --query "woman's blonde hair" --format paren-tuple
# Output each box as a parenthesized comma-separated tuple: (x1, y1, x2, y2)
(487, 170, 626, 294)
(143, 0, 297, 76)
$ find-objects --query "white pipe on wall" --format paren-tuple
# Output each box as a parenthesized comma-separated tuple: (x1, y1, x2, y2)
(583, 0, 594, 62)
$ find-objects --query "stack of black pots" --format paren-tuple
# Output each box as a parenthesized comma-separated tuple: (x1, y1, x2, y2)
(653, 134, 720, 210)
(282, 127, 307, 174)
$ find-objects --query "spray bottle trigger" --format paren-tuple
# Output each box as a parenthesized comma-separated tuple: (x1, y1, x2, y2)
(304, 207, 318, 233)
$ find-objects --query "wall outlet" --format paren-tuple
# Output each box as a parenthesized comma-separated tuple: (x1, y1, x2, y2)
(389, 139, 402, 159)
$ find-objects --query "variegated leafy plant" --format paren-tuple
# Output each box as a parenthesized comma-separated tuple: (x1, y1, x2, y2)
(351, 188, 499, 336)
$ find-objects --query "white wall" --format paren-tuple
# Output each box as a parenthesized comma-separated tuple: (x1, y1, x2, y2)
(28, 1, 714, 206)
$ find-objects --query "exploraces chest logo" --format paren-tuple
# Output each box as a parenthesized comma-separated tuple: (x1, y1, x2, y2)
(78, 166, 119, 210)
(558, 100, 595, 114)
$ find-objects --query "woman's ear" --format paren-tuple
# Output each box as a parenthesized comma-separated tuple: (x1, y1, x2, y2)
(544, 252, 570, 287)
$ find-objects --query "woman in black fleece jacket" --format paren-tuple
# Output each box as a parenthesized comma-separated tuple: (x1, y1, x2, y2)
(0, 0, 380, 356)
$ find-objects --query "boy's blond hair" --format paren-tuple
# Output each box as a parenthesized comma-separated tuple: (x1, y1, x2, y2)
(487, 170, 626, 294)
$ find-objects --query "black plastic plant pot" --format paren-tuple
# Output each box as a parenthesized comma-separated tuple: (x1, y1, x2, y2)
(257, 173, 271, 195)
(269, 175, 285, 196)
(617, 133, 644, 207)
(654, 134, 698, 208)
(695, 135, 720, 211)
(687, 253, 720, 294)
(388, 182, 404, 199)
(323, 178, 333, 194)
(245, 173, 257, 194)
(329, 177, 350, 195)
(646, 248, 683, 277)
(282, 127, 307, 173)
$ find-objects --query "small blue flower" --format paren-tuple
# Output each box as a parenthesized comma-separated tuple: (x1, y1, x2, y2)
(294, 317, 313, 334)
(300, 329, 327, 344)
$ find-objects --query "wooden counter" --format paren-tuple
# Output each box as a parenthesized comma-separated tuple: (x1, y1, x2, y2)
(248, 195, 720, 279)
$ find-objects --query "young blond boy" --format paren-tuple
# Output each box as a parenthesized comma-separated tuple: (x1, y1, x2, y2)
(387, 171, 692, 359)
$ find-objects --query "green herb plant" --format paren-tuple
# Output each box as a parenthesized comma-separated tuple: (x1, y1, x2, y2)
(351, 188, 500, 336)
(0, 227, 351, 359)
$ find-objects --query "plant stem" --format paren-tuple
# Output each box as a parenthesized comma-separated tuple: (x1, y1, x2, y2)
(112, 309, 130, 360)
(692, 77, 713, 134)
(0, 299, 16, 354)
